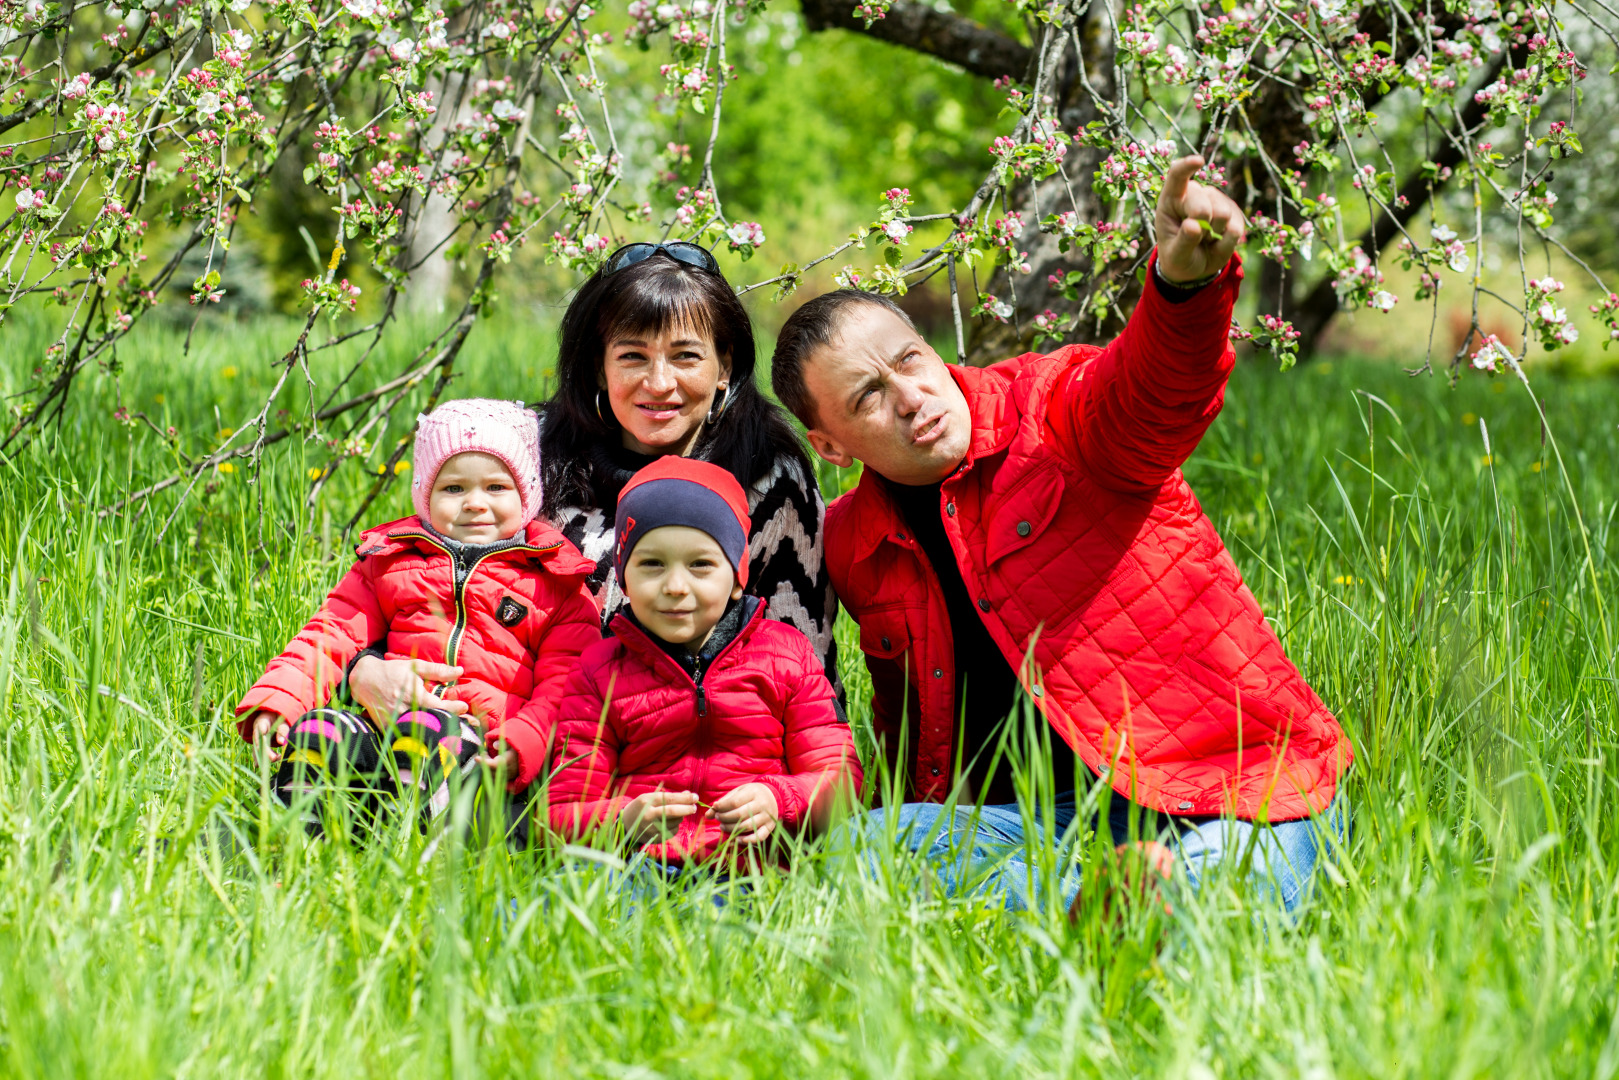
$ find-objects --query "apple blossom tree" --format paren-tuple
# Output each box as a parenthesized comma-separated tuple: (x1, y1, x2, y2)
(0, 0, 1612, 517)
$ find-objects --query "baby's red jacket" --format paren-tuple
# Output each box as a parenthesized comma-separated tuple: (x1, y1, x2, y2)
(235, 515, 600, 788)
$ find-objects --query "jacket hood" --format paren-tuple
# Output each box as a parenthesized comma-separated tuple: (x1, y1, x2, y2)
(609, 594, 766, 673)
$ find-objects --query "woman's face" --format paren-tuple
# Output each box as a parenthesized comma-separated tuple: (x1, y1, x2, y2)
(600, 320, 730, 457)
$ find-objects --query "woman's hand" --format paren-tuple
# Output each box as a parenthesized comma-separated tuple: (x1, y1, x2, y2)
(620, 790, 700, 845)
(347, 654, 469, 727)
(248, 710, 292, 763)
(710, 782, 779, 844)
(1154, 155, 1246, 285)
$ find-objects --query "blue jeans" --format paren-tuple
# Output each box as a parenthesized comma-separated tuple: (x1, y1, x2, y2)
(841, 790, 1349, 914)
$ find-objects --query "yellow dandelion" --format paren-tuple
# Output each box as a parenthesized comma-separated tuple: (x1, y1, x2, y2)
(1317, 362, 1334, 374)
(394, 460, 410, 474)
(153, 394, 165, 405)
(1480, 454, 1494, 466)
(217, 461, 236, 475)
(1251, 451, 1264, 465)
(1462, 413, 1477, 425)
(217, 427, 234, 439)
(1332, 575, 1361, 586)
(1530, 461, 1543, 473)
(307, 467, 324, 481)
(221, 365, 239, 378)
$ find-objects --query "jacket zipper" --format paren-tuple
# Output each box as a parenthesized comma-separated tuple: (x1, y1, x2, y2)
(692, 654, 709, 717)
(615, 607, 758, 791)
(391, 532, 557, 689)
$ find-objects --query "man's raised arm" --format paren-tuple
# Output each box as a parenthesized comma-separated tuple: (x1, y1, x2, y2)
(1057, 156, 1248, 493)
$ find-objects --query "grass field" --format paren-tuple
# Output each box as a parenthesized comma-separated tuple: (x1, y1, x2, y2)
(1, 306, 1617, 1077)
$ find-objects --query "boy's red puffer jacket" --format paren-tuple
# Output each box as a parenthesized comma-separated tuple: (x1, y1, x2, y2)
(235, 515, 599, 788)
(547, 599, 862, 864)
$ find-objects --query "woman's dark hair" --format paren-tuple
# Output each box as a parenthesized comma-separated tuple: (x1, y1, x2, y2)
(539, 253, 812, 515)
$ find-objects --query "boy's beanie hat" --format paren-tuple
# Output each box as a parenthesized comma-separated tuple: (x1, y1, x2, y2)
(412, 399, 543, 525)
(614, 457, 751, 587)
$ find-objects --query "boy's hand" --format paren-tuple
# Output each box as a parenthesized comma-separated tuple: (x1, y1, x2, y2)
(479, 749, 518, 783)
(620, 790, 700, 845)
(1155, 155, 1246, 284)
(248, 710, 292, 763)
(711, 783, 779, 844)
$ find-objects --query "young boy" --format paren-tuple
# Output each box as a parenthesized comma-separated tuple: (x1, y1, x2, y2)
(547, 457, 862, 865)
(236, 398, 599, 831)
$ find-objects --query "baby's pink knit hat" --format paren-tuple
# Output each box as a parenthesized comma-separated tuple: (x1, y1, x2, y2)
(411, 398, 543, 525)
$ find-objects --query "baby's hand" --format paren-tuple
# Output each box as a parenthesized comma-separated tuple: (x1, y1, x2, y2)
(248, 710, 292, 763)
(711, 783, 779, 844)
(620, 790, 700, 845)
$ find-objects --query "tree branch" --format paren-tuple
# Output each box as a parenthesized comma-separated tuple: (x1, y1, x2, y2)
(798, 0, 1031, 80)
(1290, 50, 1520, 355)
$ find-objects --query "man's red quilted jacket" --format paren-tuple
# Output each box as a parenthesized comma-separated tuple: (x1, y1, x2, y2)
(234, 515, 600, 788)
(825, 256, 1350, 822)
(548, 600, 862, 864)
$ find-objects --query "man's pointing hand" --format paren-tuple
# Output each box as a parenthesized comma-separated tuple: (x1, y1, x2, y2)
(1155, 155, 1246, 285)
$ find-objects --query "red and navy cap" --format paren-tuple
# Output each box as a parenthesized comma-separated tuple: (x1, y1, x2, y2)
(614, 457, 751, 587)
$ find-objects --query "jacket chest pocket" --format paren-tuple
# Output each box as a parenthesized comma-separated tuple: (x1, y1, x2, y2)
(984, 462, 1066, 567)
(857, 603, 912, 663)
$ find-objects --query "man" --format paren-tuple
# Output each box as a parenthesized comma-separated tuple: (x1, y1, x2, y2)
(770, 157, 1351, 912)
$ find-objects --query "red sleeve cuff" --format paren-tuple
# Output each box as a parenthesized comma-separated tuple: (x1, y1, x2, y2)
(1138, 250, 1243, 360)
(493, 721, 551, 792)
(234, 689, 307, 742)
(757, 774, 808, 831)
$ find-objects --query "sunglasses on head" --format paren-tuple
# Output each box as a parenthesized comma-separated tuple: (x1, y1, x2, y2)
(602, 241, 721, 277)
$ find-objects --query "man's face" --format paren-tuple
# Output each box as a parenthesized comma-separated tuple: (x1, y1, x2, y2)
(801, 305, 973, 486)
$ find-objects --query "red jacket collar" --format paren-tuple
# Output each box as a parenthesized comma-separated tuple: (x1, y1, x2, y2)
(609, 597, 767, 675)
(354, 514, 595, 575)
(840, 357, 1036, 562)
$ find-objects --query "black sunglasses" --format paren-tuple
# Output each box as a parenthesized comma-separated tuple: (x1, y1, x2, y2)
(602, 241, 721, 276)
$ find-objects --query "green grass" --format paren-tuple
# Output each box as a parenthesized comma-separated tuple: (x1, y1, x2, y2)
(1, 306, 1617, 1077)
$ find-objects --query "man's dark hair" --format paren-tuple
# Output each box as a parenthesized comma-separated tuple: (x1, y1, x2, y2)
(770, 289, 915, 428)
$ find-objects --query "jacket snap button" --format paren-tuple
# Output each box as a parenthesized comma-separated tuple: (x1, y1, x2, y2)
(1177, 802, 1195, 811)
(945, 502, 956, 517)
(1031, 684, 1043, 697)
(977, 598, 991, 612)
(931, 766, 942, 776)
(880, 636, 891, 651)
(933, 668, 944, 679)
(1016, 520, 1032, 538)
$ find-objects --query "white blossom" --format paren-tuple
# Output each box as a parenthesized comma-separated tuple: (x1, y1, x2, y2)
(195, 92, 221, 116)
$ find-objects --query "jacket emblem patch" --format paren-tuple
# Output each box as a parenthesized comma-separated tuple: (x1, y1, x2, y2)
(496, 596, 528, 627)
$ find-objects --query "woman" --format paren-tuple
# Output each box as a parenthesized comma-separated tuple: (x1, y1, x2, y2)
(347, 242, 840, 729)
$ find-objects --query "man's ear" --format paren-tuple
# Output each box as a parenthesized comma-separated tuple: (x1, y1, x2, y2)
(806, 428, 854, 469)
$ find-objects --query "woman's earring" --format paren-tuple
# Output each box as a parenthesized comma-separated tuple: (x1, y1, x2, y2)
(706, 384, 731, 425)
(595, 389, 609, 424)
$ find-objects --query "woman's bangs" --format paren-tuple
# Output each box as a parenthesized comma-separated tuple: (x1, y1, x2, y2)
(597, 264, 720, 349)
